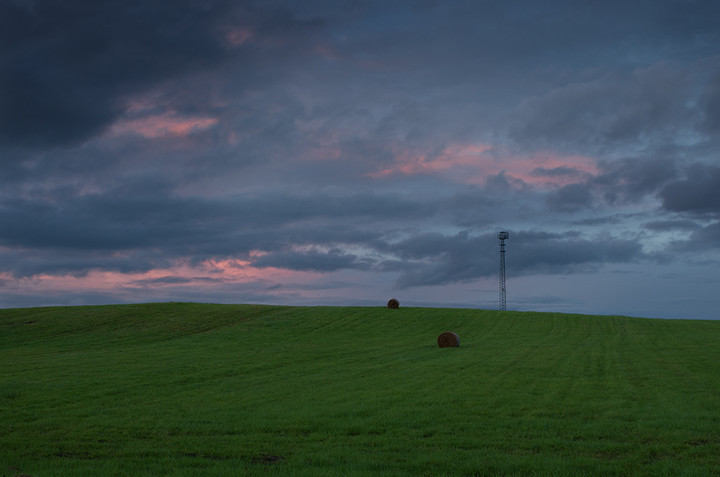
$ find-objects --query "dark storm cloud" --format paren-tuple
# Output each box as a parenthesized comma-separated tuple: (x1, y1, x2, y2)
(246, 0, 720, 163)
(700, 67, 720, 134)
(506, 62, 702, 152)
(666, 220, 720, 254)
(0, 247, 166, 279)
(0, 0, 321, 149)
(251, 249, 365, 272)
(0, 182, 435, 277)
(533, 156, 679, 213)
(0, 180, 216, 252)
(448, 187, 505, 228)
(689, 222, 720, 248)
(511, 231, 644, 275)
(531, 166, 587, 179)
(643, 220, 702, 232)
(571, 216, 624, 227)
(545, 183, 593, 213)
(328, 0, 720, 76)
(1, 0, 226, 147)
(381, 232, 496, 289)
(593, 157, 679, 205)
(660, 164, 720, 216)
(385, 231, 645, 289)
(1, 171, 647, 284)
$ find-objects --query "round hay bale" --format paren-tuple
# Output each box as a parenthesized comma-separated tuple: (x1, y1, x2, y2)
(437, 331, 460, 348)
(387, 298, 400, 309)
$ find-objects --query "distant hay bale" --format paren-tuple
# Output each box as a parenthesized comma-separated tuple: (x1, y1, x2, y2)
(437, 331, 460, 348)
(387, 298, 400, 309)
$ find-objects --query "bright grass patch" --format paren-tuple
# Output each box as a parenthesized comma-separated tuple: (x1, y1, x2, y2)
(2, 303, 720, 475)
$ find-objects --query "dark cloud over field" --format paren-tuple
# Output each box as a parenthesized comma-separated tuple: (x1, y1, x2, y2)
(2, 0, 720, 318)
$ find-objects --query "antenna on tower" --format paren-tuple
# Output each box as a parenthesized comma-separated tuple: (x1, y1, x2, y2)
(497, 231, 509, 311)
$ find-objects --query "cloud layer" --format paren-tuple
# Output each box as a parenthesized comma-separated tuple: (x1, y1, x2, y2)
(2, 0, 720, 318)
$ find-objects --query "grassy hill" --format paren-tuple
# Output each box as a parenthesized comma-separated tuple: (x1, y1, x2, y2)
(2, 303, 720, 476)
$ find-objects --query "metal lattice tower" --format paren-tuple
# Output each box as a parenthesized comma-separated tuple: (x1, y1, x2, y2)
(498, 231, 509, 311)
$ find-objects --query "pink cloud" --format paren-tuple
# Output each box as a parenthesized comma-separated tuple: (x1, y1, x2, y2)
(314, 43, 343, 60)
(224, 27, 254, 46)
(368, 143, 599, 188)
(111, 112, 218, 138)
(6, 255, 324, 302)
(369, 144, 493, 178)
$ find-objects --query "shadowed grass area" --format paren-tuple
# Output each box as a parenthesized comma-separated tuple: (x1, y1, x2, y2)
(2, 303, 720, 475)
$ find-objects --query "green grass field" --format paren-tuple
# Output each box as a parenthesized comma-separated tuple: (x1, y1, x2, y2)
(2, 303, 720, 476)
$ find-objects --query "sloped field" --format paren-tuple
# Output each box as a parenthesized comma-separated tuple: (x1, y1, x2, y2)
(2, 303, 720, 475)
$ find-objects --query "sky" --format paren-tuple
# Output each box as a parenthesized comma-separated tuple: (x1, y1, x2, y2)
(2, 0, 720, 319)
